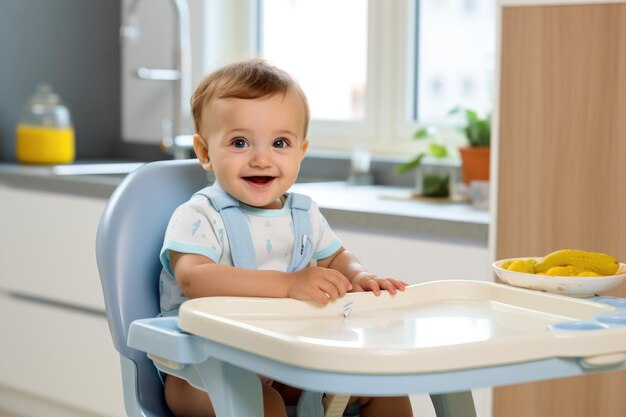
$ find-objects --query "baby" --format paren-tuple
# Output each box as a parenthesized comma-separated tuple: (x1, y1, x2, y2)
(158, 59, 413, 417)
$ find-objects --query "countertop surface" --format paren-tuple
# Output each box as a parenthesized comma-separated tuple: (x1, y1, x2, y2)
(0, 162, 490, 244)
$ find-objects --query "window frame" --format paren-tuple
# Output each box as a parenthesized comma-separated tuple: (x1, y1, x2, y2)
(121, 0, 488, 156)
(255, 0, 424, 155)
(201, 0, 471, 157)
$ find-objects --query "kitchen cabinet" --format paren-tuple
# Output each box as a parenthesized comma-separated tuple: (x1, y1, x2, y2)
(0, 293, 124, 417)
(335, 227, 490, 284)
(493, 1, 626, 416)
(0, 183, 125, 417)
(0, 185, 107, 309)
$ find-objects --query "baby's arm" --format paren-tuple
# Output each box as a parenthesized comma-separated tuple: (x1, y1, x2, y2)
(317, 247, 408, 295)
(169, 251, 352, 304)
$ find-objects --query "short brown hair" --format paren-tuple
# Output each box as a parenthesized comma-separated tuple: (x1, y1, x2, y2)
(191, 59, 310, 137)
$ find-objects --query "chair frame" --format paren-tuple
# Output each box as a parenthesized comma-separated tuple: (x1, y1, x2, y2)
(97, 160, 208, 417)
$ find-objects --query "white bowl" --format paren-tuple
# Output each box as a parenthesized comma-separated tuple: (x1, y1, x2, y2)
(492, 257, 626, 297)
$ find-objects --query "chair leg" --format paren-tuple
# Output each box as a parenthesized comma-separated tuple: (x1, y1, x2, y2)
(194, 358, 264, 417)
(322, 394, 351, 417)
(430, 391, 477, 417)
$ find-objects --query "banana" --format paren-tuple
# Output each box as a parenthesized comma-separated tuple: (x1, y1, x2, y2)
(507, 259, 535, 273)
(578, 271, 601, 277)
(545, 265, 586, 276)
(534, 249, 619, 276)
(501, 260, 513, 269)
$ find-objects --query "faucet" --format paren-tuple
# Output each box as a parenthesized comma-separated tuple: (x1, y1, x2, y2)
(120, 0, 194, 159)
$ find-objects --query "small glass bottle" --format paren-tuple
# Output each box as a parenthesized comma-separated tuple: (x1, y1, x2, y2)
(15, 83, 75, 164)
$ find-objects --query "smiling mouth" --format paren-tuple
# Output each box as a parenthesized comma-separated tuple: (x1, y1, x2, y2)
(243, 176, 276, 186)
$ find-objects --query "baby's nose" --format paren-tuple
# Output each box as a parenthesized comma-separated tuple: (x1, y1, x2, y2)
(250, 148, 272, 167)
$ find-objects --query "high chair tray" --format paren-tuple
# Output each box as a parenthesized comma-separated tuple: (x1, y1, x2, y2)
(178, 280, 626, 374)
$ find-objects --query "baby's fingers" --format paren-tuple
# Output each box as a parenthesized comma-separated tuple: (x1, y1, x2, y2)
(385, 278, 408, 292)
(308, 288, 330, 305)
(336, 273, 353, 293)
(319, 279, 342, 300)
(325, 270, 352, 295)
(362, 278, 382, 295)
(327, 274, 355, 299)
(378, 279, 402, 295)
(362, 278, 407, 296)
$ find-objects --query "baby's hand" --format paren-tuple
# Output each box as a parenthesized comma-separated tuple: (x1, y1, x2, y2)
(288, 267, 353, 304)
(351, 272, 408, 296)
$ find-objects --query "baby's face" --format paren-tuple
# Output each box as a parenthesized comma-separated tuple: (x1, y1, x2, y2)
(195, 90, 308, 209)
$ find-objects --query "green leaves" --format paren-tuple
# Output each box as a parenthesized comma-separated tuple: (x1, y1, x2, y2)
(450, 107, 491, 147)
(396, 126, 449, 174)
(395, 153, 426, 174)
(413, 126, 436, 139)
(394, 143, 448, 174)
(397, 106, 490, 175)
(428, 143, 448, 158)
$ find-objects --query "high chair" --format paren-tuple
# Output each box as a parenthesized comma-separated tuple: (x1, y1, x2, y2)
(96, 160, 477, 417)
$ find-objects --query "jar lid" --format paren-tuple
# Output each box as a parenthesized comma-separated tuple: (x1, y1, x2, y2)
(20, 83, 72, 127)
(26, 83, 62, 107)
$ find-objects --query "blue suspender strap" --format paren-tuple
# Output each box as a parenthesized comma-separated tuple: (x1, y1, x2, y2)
(288, 193, 314, 272)
(194, 185, 258, 270)
(219, 208, 258, 269)
(195, 186, 313, 271)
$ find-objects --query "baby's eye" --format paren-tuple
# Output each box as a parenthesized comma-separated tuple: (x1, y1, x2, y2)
(231, 138, 248, 148)
(273, 138, 290, 149)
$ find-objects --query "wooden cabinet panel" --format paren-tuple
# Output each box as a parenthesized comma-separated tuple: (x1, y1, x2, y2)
(494, 3, 626, 417)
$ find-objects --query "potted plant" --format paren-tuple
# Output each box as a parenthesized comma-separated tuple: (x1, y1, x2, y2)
(396, 107, 491, 194)
(395, 127, 453, 197)
(451, 107, 491, 184)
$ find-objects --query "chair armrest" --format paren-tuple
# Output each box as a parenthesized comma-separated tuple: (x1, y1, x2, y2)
(128, 317, 210, 364)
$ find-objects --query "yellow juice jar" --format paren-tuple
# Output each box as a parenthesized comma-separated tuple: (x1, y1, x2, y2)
(15, 84, 75, 164)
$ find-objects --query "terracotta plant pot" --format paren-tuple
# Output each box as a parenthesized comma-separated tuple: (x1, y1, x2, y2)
(459, 146, 490, 184)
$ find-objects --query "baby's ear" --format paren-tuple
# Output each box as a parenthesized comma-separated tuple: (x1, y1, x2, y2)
(193, 134, 212, 171)
(299, 138, 309, 159)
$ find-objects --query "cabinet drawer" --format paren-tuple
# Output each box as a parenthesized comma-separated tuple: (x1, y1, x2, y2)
(0, 185, 107, 310)
(335, 228, 491, 283)
(0, 294, 125, 417)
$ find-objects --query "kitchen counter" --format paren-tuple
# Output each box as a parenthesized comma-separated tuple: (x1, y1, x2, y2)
(0, 162, 489, 244)
(0, 162, 128, 198)
(292, 182, 489, 243)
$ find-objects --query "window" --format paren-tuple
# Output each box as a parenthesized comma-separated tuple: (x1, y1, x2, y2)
(253, 0, 495, 154)
(414, 0, 495, 123)
(259, 0, 368, 122)
(121, 0, 495, 153)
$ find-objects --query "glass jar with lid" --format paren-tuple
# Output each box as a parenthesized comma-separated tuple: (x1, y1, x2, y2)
(15, 83, 75, 164)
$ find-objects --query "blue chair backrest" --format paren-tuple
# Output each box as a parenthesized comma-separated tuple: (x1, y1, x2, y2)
(96, 160, 210, 417)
